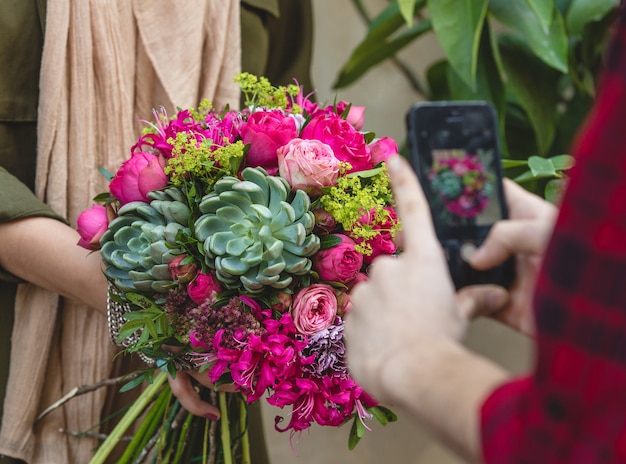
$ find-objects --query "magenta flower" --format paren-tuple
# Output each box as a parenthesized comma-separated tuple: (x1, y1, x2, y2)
(312, 234, 363, 283)
(109, 152, 168, 204)
(76, 204, 109, 250)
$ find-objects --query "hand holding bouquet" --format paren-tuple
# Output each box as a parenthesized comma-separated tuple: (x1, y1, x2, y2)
(78, 74, 400, 463)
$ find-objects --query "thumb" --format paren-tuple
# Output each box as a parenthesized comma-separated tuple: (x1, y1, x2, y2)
(456, 285, 510, 321)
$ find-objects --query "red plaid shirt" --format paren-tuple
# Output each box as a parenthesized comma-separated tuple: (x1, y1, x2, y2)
(480, 7, 626, 464)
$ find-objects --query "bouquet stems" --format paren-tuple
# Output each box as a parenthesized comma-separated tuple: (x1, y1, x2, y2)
(89, 371, 168, 464)
(240, 397, 251, 464)
(219, 392, 233, 464)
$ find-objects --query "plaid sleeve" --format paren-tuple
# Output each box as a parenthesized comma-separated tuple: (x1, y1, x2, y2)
(481, 9, 626, 464)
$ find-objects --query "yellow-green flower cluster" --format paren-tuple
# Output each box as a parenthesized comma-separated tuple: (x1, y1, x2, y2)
(235, 72, 300, 112)
(320, 167, 399, 255)
(164, 133, 244, 188)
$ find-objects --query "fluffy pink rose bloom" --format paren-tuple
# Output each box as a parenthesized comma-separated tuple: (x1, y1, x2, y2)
(76, 204, 109, 250)
(312, 234, 363, 283)
(240, 109, 299, 175)
(187, 271, 223, 305)
(277, 138, 340, 195)
(291, 283, 338, 335)
(109, 152, 168, 204)
(369, 136, 398, 165)
(301, 113, 372, 173)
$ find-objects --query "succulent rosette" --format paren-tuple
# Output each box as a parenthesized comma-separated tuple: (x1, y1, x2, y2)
(77, 73, 401, 460)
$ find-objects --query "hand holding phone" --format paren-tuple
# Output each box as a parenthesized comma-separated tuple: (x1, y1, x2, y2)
(405, 101, 515, 289)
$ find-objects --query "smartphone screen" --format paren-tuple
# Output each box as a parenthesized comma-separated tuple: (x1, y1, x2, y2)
(406, 101, 514, 288)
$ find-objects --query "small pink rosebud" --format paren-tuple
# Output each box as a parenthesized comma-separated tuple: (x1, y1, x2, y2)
(168, 255, 197, 283)
(336, 291, 352, 317)
(369, 136, 398, 166)
(335, 101, 366, 130)
(312, 208, 337, 235)
(312, 234, 363, 284)
(271, 292, 293, 313)
(347, 272, 368, 291)
(187, 271, 223, 305)
(76, 204, 109, 251)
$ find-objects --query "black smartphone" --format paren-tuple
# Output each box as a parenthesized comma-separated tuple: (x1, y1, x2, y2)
(405, 101, 515, 289)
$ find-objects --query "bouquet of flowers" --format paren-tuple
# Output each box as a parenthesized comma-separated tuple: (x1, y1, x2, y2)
(76, 74, 400, 463)
(428, 152, 492, 219)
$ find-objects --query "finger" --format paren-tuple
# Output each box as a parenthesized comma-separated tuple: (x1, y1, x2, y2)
(503, 179, 557, 220)
(456, 285, 510, 320)
(168, 373, 220, 420)
(385, 155, 439, 255)
(470, 220, 548, 270)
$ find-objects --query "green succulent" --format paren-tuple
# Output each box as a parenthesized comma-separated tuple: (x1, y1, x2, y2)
(194, 167, 320, 293)
(432, 169, 463, 199)
(100, 187, 191, 294)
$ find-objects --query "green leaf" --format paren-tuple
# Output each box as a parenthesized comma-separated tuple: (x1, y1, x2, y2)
(98, 166, 114, 182)
(426, 60, 451, 100)
(501, 159, 529, 168)
(545, 178, 569, 203)
(528, 155, 557, 177)
(119, 373, 146, 393)
(566, 0, 618, 37)
(498, 34, 560, 154)
(398, 0, 419, 25)
(427, 0, 488, 90)
(348, 418, 361, 450)
(320, 234, 343, 250)
(116, 319, 145, 342)
(144, 316, 159, 339)
(524, 0, 554, 33)
(489, 0, 568, 73)
(549, 154, 575, 170)
(333, 18, 432, 89)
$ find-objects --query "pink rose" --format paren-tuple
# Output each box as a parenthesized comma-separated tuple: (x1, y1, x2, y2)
(351, 207, 398, 264)
(76, 204, 109, 250)
(334, 101, 366, 130)
(109, 152, 168, 204)
(271, 292, 293, 313)
(369, 137, 398, 165)
(240, 109, 299, 175)
(301, 113, 372, 173)
(187, 271, 223, 305)
(312, 208, 337, 235)
(168, 255, 197, 283)
(312, 234, 363, 283)
(277, 138, 340, 195)
(291, 284, 338, 335)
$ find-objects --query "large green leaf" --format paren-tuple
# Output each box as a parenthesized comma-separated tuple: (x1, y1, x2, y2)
(566, 0, 618, 37)
(427, 0, 488, 90)
(489, 0, 568, 73)
(524, 0, 554, 33)
(333, 17, 432, 89)
(499, 34, 560, 154)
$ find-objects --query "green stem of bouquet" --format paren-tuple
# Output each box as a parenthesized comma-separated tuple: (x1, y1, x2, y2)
(89, 370, 168, 464)
(219, 392, 233, 464)
(240, 398, 250, 464)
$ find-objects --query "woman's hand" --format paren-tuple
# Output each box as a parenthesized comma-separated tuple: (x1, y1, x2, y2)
(167, 371, 235, 421)
(457, 179, 558, 336)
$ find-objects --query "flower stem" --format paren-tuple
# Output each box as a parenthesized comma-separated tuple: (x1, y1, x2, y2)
(219, 392, 232, 464)
(240, 398, 250, 464)
(89, 370, 168, 464)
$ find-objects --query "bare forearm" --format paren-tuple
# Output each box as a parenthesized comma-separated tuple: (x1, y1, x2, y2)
(0, 216, 107, 312)
(381, 338, 510, 462)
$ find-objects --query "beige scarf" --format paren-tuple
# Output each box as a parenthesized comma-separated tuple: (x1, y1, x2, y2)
(0, 1, 240, 462)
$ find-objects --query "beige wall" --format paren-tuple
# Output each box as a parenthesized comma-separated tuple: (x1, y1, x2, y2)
(260, 2, 534, 462)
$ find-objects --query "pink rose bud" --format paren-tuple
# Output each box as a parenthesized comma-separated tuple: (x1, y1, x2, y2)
(347, 272, 368, 291)
(312, 208, 337, 235)
(109, 152, 169, 204)
(369, 136, 398, 166)
(76, 204, 109, 250)
(336, 291, 352, 317)
(312, 234, 363, 284)
(277, 138, 340, 195)
(239, 109, 299, 175)
(168, 255, 197, 283)
(334, 101, 366, 130)
(291, 284, 338, 335)
(271, 292, 293, 313)
(187, 271, 223, 305)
